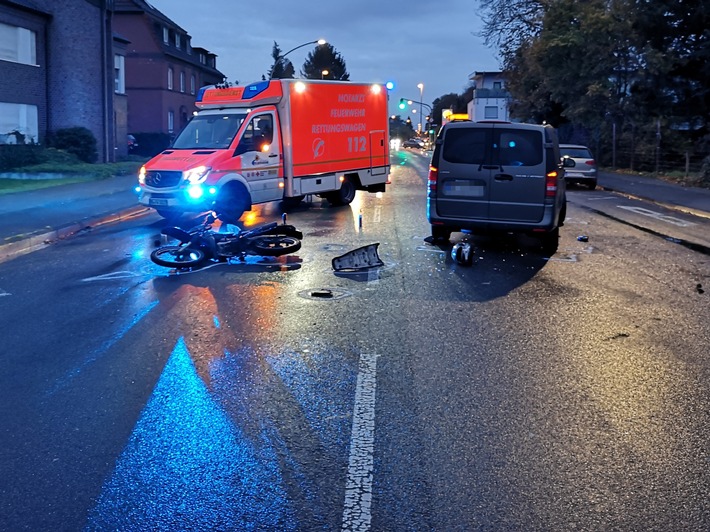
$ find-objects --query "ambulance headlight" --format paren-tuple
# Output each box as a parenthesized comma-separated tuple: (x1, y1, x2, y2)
(138, 165, 146, 185)
(184, 165, 211, 184)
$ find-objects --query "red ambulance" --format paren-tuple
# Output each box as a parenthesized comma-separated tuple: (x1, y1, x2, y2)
(137, 79, 391, 220)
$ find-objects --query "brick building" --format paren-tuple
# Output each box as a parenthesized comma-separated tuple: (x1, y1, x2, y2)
(113, 0, 224, 150)
(0, 0, 223, 161)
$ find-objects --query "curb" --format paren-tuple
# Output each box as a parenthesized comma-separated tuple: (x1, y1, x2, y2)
(0, 205, 151, 265)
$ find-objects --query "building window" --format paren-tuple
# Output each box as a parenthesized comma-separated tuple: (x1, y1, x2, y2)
(175, 34, 181, 49)
(114, 54, 125, 94)
(168, 111, 174, 133)
(493, 81, 502, 90)
(484, 106, 499, 119)
(0, 22, 37, 66)
(190, 74, 196, 95)
(199, 52, 206, 64)
(0, 102, 38, 144)
(163, 26, 169, 43)
(167, 67, 173, 90)
(180, 72, 185, 93)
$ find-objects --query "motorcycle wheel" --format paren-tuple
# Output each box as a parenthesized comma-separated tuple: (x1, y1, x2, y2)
(247, 235, 301, 256)
(150, 246, 206, 268)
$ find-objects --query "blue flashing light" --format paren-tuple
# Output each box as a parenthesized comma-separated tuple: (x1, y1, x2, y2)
(186, 185, 204, 200)
(242, 80, 271, 99)
(208, 187, 217, 195)
(385, 81, 395, 91)
(508, 140, 517, 148)
(195, 86, 208, 102)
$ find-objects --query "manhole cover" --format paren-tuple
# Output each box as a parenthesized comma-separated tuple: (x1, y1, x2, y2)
(298, 287, 352, 301)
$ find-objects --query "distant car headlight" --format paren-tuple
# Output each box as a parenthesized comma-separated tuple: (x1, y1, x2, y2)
(184, 165, 211, 184)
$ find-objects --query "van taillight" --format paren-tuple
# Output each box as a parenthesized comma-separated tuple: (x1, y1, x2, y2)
(545, 170, 558, 197)
(428, 166, 438, 192)
(585, 160, 596, 167)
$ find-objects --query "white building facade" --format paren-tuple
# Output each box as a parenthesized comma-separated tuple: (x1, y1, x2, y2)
(467, 71, 511, 122)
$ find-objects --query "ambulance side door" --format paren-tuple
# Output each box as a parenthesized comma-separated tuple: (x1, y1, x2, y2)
(233, 110, 283, 204)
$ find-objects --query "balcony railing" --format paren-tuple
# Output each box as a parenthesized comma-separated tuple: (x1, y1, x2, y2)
(473, 88, 510, 99)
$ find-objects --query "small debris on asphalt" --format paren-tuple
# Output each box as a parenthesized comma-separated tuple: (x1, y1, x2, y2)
(310, 289, 334, 298)
(577, 235, 589, 242)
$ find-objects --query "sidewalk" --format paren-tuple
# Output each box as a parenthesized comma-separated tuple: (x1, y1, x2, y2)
(0, 169, 709, 264)
(597, 170, 710, 219)
(0, 173, 149, 263)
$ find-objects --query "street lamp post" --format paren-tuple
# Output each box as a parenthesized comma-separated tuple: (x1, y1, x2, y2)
(417, 83, 424, 134)
(321, 69, 329, 79)
(271, 39, 326, 79)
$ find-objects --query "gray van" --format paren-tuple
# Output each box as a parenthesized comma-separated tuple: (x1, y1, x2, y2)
(427, 121, 567, 252)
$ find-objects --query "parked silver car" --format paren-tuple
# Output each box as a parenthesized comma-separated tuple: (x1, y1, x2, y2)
(427, 121, 568, 253)
(560, 144, 597, 189)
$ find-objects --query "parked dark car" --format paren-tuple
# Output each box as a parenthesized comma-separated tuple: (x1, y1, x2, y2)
(560, 144, 597, 189)
(402, 138, 425, 149)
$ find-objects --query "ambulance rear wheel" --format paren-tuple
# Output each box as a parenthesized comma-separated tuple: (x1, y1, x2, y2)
(326, 179, 356, 206)
(282, 195, 305, 209)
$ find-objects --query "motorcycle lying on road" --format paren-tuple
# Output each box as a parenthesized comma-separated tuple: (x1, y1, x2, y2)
(150, 212, 303, 269)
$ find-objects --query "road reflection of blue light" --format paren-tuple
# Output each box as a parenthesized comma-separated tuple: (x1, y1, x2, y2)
(47, 300, 159, 396)
(86, 337, 297, 530)
(213, 315, 221, 329)
(265, 346, 355, 450)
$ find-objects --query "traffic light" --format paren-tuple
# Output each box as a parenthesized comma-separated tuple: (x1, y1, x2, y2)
(398, 98, 407, 110)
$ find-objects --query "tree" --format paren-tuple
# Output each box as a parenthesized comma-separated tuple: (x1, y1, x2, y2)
(479, 0, 545, 62)
(389, 115, 414, 141)
(267, 42, 295, 79)
(431, 92, 469, 126)
(301, 43, 349, 80)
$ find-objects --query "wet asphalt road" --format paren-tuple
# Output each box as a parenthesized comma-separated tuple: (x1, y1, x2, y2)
(1, 149, 709, 530)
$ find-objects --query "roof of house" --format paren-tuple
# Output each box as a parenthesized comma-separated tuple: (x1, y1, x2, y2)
(1, 0, 51, 16)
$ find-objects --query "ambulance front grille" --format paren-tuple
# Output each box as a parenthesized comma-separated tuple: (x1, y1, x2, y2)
(145, 170, 182, 188)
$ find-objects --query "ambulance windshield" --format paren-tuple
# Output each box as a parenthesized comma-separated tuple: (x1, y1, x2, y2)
(171, 111, 247, 150)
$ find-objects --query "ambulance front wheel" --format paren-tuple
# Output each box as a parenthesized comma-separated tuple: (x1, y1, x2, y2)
(155, 209, 183, 223)
(214, 183, 250, 221)
(325, 179, 356, 206)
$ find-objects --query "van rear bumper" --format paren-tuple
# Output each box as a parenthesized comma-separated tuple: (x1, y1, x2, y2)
(428, 201, 560, 234)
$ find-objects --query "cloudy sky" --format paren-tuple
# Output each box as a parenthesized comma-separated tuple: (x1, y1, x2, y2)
(146, 0, 501, 118)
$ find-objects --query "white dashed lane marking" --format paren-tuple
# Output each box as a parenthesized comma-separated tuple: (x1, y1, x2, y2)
(342, 353, 379, 532)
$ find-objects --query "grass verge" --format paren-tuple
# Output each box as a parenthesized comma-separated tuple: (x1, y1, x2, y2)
(0, 160, 144, 195)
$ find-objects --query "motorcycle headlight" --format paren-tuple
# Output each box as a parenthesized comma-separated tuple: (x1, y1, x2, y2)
(184, 165, 211, 184)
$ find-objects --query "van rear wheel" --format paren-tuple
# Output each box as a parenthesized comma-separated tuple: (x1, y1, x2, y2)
(540, 227, 560, 255)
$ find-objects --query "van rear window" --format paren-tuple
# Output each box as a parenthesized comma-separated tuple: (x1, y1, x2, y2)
(441, 127, 543, 167)
(496, 129, 542, 166)
(442, 129, 488, 164)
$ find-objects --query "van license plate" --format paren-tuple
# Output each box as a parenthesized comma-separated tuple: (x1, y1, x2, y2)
(443, 183, 485, 197)
(149, 198, 169, 206)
